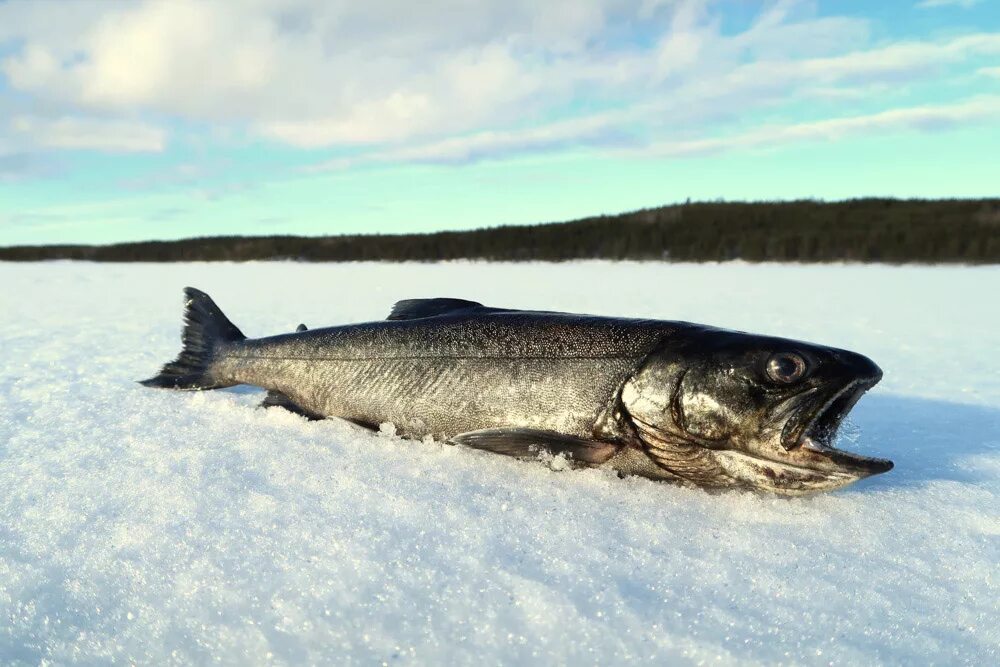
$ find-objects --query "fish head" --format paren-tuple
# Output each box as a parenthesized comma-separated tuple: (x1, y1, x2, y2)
(621, 327, 892, 495)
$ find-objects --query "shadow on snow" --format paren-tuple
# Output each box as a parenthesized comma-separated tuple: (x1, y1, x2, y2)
(830, 393, 999, 493)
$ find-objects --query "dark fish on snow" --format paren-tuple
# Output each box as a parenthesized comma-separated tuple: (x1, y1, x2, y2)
(141, 288, 893, 496)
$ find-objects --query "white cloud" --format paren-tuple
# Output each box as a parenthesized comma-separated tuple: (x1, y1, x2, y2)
(3, 2, 281, 117)
(917, 0, 982, 9)
(690, 32, 1000, 104)
(0, 0, 998, 162)
(308, 111, 639, 170)
(637, 96, 1000, 157)
(0, 0, 617, 145)
(258, 44, 543, 147)
(10, 116, 165, 153)
(309, 92, 1000, 169)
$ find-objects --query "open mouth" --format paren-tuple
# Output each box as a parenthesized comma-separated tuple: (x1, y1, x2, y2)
(628, 372, 893, 494)
(781, 379, 893, 476)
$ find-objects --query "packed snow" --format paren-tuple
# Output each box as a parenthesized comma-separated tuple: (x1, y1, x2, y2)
(1, 261, 997, 665)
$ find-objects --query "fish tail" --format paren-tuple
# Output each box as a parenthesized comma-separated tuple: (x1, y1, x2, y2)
(139, 287, 246, 390)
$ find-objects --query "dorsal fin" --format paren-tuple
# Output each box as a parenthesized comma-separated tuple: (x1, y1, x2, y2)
(387, 298, 485, 321)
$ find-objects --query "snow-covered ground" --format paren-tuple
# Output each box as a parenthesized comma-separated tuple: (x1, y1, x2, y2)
(1, 261, 997, 665)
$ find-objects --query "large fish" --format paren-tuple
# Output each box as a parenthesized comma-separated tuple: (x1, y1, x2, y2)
(142, 288, 893, 495)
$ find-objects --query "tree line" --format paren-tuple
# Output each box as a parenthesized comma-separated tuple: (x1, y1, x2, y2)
(2, 198, 998, 263)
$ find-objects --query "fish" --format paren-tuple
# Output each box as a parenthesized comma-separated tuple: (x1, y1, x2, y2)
(141, 287, 893, 496)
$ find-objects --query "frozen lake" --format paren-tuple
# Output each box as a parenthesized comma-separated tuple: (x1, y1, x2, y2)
(1, 261, 997, 665)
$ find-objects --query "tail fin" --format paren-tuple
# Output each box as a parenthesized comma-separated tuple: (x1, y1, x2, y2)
(140, 287, 246, 390)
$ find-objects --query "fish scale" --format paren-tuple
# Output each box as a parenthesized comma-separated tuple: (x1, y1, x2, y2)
(142, 288, 894, 495)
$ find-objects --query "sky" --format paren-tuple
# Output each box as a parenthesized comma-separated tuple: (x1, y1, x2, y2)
(0, 0, 998, 246)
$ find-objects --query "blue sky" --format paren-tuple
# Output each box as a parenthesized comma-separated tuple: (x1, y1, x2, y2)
(1, 0, 998, 245)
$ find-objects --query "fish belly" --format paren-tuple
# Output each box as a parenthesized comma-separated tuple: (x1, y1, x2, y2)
(234, 355, 636, 440)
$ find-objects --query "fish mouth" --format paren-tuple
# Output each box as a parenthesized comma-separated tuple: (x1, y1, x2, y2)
(628, 373, 892, 494)
(779, 378, 893, 477)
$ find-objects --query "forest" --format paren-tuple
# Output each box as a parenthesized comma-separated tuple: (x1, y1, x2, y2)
(2, 198, 998, 263)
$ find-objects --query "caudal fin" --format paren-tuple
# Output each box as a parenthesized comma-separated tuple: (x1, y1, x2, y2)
(140, 287, 246, 390)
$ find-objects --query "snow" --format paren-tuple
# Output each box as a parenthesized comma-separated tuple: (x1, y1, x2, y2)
(1, 261, 997, 665)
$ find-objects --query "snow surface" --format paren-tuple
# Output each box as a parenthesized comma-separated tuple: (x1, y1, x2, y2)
(1, 261, 997, 666)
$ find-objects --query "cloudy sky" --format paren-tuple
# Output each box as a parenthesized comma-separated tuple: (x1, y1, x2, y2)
(1, 0, 998, 245)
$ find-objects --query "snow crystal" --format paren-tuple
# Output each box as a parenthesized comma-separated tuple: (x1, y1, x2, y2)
(0, 261, 997, 665)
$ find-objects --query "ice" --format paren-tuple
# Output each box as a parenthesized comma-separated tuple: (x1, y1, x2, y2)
(0, 261, 997, 664)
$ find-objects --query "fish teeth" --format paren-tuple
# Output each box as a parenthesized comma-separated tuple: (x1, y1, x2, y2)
(801, 435, 833, 453)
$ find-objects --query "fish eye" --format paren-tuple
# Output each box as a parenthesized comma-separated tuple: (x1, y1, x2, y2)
(766, 353, 808, 384)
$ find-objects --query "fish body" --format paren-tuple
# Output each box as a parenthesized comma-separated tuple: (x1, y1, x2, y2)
(220, 309, 670, 441)
(143, 289, 893, 495)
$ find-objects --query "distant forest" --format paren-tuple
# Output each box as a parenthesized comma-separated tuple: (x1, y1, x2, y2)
(2, 199, 998, 264)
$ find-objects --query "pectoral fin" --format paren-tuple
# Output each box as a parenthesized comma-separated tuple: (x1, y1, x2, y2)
(260, 390, 324, 421)
(452, 428, 620, 465)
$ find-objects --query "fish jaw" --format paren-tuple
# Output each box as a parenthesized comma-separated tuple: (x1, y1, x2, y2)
(626, 368, 892, 495)
(711, 448, 887, 496)
(771, 376, 893, 482)
(710, 374, 892, 495)
(628, 415, 884, 496)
